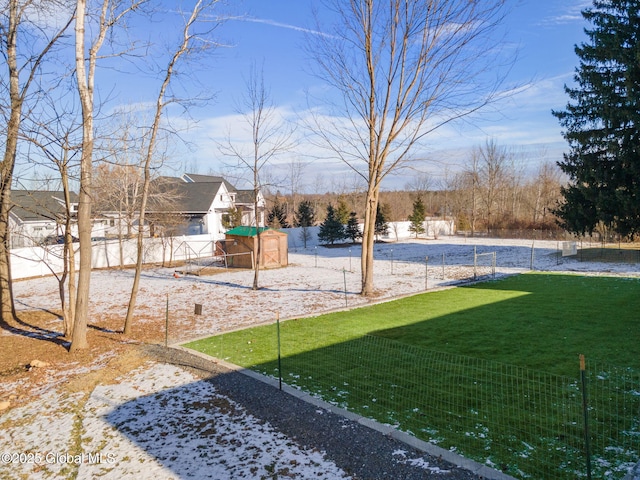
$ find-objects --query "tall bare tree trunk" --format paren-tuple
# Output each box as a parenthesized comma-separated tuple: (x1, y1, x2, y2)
(360, 190, 379, 296)
(252, 174, 261, 290)
(71, 0, 94, 351)
(0, 129, 18, 321)
(308, 0, 509, 297)
(0, 181, 16, 321)
(0, 1, 22, 321)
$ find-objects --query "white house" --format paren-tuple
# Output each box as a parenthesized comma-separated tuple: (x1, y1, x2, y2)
(139, 173, 266, 242)
(9, 190, 79, 248)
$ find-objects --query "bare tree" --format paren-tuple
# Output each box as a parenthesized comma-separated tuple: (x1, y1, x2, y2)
(22, 93, 82, 337)
(405, 171, 433, 213)
(72, 0, 146, 351)
(123, 0, 221, 335)
(307, 0, 510, 296)
(93, 111, 150, 268)
(0, 0, 74, 321)
(219, 64, 294, 290)
(476, 139, 510, 231)
(287, 157, 308, 217)
(527, 161, 562, 226)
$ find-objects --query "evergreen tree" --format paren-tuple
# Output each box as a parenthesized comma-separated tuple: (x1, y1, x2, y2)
(335, 197, 350, 224)
(318, 204, 346, 245)
(267, 197, 290, 229)
(221, 207, 243, 230)
(345, 211, 362, 243)
(294, 200, 316, 228)
(408, 197, 426, 237)
(553, 1, 640, 238)
(374, 203, 390, 240)
(294, 200, 316, 248)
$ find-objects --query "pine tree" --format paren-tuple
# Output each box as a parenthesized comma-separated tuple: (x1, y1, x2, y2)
(345, 211, 362, 243)
(553, 1, 640, 238)
(294, 200, 315, 228)
(267, 198, 290, 229)
(294, 200, 316, 248)
(408, 197, 426, 237)
(374, 203, 390, 240)
(318, 204, 346, 245)
(335, 197, 350, 224)
(221, 207, 243, 230)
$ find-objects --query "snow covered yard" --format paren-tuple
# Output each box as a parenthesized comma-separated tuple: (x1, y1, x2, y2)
(2, 236, 639, 479)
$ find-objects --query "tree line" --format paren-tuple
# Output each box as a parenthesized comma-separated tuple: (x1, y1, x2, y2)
(263, 144, 565, 239)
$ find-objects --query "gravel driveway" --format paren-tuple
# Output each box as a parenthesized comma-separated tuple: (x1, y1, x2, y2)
(145, 345, 511, 480)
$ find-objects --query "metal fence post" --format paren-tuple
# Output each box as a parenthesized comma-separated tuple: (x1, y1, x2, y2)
(473, 246, 477, 280)
(391, 249, 394, 274)
(277, 312, 282, 391)
(165, 293, 169, 347)
(425, 256, 429, 290)
(580, 354, 592, 480)
(530, 241, 535, 270)
(343, 268, 348, 307)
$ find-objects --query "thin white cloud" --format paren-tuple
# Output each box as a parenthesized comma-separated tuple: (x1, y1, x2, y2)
(226, 15, 330, 37)
(541, 1, 591, 26)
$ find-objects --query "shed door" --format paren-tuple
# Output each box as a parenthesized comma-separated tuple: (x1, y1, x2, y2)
(263, 237, 280, 267)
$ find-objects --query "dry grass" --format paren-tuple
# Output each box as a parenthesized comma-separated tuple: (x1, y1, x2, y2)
(0, 309, 165, 406)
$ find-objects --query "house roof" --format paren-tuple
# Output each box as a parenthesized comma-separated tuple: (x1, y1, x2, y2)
(182, 173, 236, 193)
(225, 226, 274, 237)
(10, 190, 78, 223)
(149, 176, 226, 214)
(147, 174, 263, 215)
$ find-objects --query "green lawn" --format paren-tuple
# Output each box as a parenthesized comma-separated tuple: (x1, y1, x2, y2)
(186, 272, 640, 375)
(184, 273, 640, 479)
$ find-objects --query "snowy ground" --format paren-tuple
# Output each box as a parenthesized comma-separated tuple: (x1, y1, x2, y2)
(13, 236, 639, 342)
(3, 236, 640, 479)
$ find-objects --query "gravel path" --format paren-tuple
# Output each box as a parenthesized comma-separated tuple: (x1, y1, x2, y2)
(144, 345, 509, 480)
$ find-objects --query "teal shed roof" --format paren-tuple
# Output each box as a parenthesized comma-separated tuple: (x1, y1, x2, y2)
(225, 226, 272, 237)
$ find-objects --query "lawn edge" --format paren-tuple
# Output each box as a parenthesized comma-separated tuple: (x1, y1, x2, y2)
(172, 344, 518, 480)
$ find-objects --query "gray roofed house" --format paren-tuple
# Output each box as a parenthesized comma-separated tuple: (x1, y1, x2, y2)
(106, 174, 265, 241)
(9, 190, 79, 248)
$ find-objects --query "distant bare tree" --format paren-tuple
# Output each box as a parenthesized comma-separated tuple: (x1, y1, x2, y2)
(460, 151, 481, 235)
(527, 162, 562, 226)
(219, 64, 294, 290)
(287, 157, 308, 217)
(476, 139, 510, 230)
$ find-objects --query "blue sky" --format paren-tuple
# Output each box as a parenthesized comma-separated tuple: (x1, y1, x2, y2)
(105, 0, 592, 191)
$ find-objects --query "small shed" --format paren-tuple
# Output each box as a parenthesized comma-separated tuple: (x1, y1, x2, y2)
(225, 226, 288, 268)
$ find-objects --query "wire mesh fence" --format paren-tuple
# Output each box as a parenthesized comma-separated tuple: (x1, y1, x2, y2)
(301, 245, 501, 287)
(209, 329, 640, 479)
